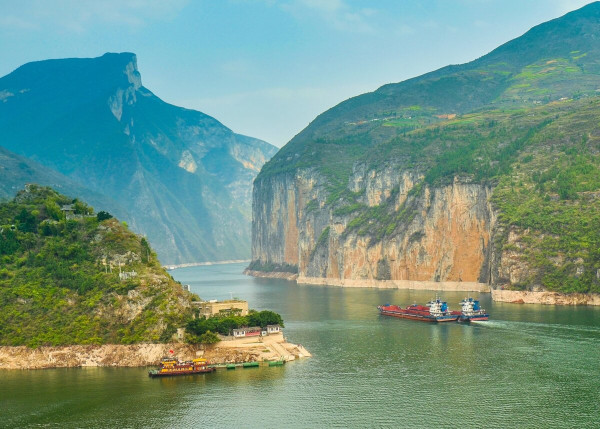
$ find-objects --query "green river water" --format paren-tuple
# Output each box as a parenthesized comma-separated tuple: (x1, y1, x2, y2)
(2, 262, 600, 428)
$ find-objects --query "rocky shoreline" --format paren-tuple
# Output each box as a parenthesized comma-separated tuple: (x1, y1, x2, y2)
(244, 270, 489, 291)
(296, 276, 491, 292)
(244, 271, 600, 305)
(492, 289, 600, 306)
(0, 333, 310, 370)
(243, 269, 298, 281)
(166, 259, 251, 269)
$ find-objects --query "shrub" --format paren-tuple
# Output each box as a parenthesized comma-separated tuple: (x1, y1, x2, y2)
(199, 331, 221, 344)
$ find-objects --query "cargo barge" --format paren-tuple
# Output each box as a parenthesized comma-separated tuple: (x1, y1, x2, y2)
(458, 297, 489, 322)
(148, 357, 215, 377)
(377, 297, 460, 322)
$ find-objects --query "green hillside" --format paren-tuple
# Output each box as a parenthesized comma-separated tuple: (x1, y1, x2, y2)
(268, 2, 600, 151)
(261, 3, 600, 182)
(253, 2, 600, 294)
(0, 185, 195, 347)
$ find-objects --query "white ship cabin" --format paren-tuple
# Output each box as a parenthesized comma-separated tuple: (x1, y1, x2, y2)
(427, 297, 449, 316)
(266, 324, 281, 334)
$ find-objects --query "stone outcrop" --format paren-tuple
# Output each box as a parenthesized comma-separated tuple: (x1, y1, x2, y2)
(251, 167, 496, 288)
(297, 277, 489, 292)
(250, 167, 600, 304)
(492, 290, 600, 305)
(0, 343, 196, 370)
(243, 270, 298, 281)
(0, 333, 311, 370)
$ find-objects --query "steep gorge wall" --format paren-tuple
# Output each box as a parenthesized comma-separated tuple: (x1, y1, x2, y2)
(251, 167, 497, 288)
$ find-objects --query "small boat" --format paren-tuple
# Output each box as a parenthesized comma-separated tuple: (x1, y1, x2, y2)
(148, 357, 215, 377)
(377, 297, 460, 322)
(242, 361, 259, 368)
(268, 359, 285, 367)
(458, 297, 489, 322)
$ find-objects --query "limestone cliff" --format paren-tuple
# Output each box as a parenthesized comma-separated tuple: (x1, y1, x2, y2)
(251, 167, 495, 290)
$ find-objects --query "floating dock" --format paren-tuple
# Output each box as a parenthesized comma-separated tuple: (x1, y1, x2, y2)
(208, 360, 286, 370)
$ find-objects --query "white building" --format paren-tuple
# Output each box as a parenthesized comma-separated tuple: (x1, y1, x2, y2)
(232, 327, 261, 338)
(266, 325, 281, 334)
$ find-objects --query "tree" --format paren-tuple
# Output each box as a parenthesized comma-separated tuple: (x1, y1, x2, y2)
(73, 200, 92, 215)
(16, 209, 37, 233)
(97, 211, 113, 222)
(199, 330, 220, 344)
(247, 310, 284, 328)
(140, 237, 151, 263)
(45, 201, 62, 221)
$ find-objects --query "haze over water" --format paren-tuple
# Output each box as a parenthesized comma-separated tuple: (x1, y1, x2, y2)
(3, 263, 599, 428)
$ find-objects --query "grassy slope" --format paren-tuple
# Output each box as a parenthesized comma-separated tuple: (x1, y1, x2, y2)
(0, 185, 194, 347)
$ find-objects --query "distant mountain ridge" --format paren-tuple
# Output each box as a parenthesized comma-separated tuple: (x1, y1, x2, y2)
(0, 53, 277, 264)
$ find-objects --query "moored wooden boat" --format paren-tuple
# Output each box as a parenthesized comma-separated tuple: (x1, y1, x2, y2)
(148, 357, 215, 377)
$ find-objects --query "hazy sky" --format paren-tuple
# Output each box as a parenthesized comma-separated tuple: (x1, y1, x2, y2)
(0, 0, 594, 147)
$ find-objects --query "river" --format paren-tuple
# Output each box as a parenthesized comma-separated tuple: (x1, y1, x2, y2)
(3, 262, 600, 428)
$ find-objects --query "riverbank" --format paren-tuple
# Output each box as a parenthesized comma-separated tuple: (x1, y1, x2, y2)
(166, 259, 251, 270)
(208, 332, 311, 363)
(0, 333, 310, 370)
(243, 269, 298, 281)
(297, 276, 491, 292)
(244, 271, 600, 305)
(243, 271, 489, 291)
(492, 289, 600, 305)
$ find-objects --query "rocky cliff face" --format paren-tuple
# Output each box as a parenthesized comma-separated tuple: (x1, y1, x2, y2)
(252, 167, 496, 286)
(250, 4, 600, 295)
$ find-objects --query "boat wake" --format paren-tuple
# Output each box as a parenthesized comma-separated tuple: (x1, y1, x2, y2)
(469, 319, 600, 344)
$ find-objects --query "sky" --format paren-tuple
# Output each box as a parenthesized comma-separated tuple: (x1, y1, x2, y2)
(0, 0, 595, 147)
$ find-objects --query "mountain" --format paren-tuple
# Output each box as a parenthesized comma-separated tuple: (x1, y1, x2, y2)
(0, 185, 195, 346)
(275, 2, 600, 150)
(250, 2, 600, 295)
(0, 53, 277, 264)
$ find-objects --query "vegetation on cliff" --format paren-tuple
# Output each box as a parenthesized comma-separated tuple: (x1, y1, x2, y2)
(252, 3, 600, 293)
(0, 185, 196, 347)
(491, 103, 600, 293)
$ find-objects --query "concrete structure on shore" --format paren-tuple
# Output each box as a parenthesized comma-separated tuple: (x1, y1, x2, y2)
(193, 299, 249, 318)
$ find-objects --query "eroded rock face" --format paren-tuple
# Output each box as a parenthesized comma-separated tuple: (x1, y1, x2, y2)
(251, 167, 497, 285)
(492, 226, 532, 287)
